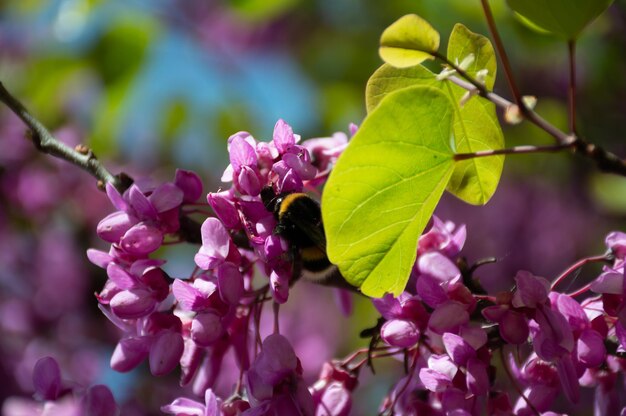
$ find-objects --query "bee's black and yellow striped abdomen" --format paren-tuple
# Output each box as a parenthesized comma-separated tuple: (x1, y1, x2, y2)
(261, 188, 355, 290)
(276, 193, 324, 249)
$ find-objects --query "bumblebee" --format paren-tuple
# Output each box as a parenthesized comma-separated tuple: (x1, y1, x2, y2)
(261, 187, 354, 290)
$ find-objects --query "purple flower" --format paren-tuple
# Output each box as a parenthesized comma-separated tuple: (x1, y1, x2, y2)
(244, 334, 314, 415)
(110, 312, 184, 376)
(223, 134, 262, 196)
(512, 356, 560, 415)
(269, 120, 317, 193)
(418, 216, 466, 258)
(528, 302, 579, 403)
(161, 388, 223, 416)
(172, 278, 229, 347)
(21, 357, 119, 416)
(80, 385, 119, 416)
(414, 251, 462, 308)
(442, 333, 490, 395)
(103, 262, 169, 319)
(551, 293, 606, 368)
(273, 119, 298, 154)
(207, 190, 241, 230)
(512, 271, 550, 309)
(380, 320, 420, 348)
(489, 307, 530, 344)
(419, 354, 457, 392)
(97, 179, 189, 256)
(428, 301, 469, 335)
(302, 130, 349, 183)
(195, 218, 241, 270)
(606, 231, 626, 259)
(32, 357, 63, 401)
(175, 169, 203, 203)
(373, 293, 428, 348)
(309, 362, 357, 416)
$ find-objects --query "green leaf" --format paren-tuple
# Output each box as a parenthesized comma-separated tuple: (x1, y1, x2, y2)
(506, 0, 614, 39)
(379, 14, 440, 68)
(322, 86, 455, 298)
(365, 64, 438, 114)
(366, 24, 504, 205)
(444, 24, 503, 205)
(447, 24, 496, 89)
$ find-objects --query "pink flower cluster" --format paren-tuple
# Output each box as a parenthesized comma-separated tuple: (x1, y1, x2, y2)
(88, 170, 203, 377)
(4, 357, 118, 416)
(87, 120, 355, 414)
(371, 222, 626, 415)
(83, 118, 626, 415)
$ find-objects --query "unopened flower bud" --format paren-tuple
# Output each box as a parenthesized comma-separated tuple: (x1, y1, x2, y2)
(150, 330, 184, 376)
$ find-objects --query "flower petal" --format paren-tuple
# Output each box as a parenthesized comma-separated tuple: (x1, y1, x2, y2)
(32, 357, 62, 401)
(175, 169, 203, 203)
(150, 331, 184, 376)
(110, 336, 150, 372)
(149, 182, 184, 213)
(381, 319, 420, 348)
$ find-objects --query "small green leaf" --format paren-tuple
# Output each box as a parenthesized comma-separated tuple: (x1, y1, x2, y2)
(447, 24, 496, 89)
(506, 0, 614, 39)
(445, 24, 503, 205)
(323, 86, 455, 298)
(379, 14, 440, 68)
(366, 25, 504, 205)
(365, 64, 438, 114)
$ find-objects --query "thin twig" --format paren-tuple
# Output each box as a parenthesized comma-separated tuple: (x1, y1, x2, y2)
(272, 301, 280, 334)
(454, 143, 574, 161)
(434, 52, 490, 97)
(446, 75, 574, 146)
(551, 253, 612, 291)
(480, 0, 523, 105)
(0, 81, 128, 192)
(445, 75, 626, 175)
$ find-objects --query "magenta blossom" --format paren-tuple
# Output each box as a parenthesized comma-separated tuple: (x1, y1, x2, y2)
(244, 334, 314, 415)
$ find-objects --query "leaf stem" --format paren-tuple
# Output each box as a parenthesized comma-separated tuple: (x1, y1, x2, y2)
(454, 143, 573, 161)
(433, 52, 489, 96)
(551, 253, 612, 291)
(0, 81, 129, 192)
(445, 75, 626, 175)
(480, 0, 523, 105)
(568, 40, 577, 134)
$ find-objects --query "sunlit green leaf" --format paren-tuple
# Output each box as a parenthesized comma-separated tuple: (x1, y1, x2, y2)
(365, 64, 437, 114)
(444, 24, 503, 205)
(366, 24, 504, 205)
(323, 86, 455, 297)
(506, 0, 614, 39)
(379, 14, 440, 68)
